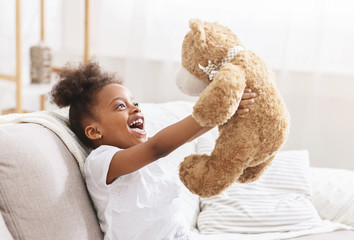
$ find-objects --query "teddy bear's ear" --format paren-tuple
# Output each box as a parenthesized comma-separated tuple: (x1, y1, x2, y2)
(189, 19, 207, 51)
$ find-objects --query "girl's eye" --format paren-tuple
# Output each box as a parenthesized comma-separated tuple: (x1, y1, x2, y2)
(116, 103, 126, 109)
(133, 102, 139, 107)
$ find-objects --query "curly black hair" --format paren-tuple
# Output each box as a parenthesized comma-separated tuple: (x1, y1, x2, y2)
(50, 60, 122, 148)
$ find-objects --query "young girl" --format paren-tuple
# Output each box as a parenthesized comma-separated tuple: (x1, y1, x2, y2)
(50, 61, 256, 240)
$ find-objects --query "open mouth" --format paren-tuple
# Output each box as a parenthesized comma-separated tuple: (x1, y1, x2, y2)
(129, 117, 146, 135)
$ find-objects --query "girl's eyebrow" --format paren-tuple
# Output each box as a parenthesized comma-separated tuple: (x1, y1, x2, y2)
(109, 97, 135, 106)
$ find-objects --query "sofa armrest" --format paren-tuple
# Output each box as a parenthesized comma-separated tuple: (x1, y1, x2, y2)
(311, 167, 354, 227)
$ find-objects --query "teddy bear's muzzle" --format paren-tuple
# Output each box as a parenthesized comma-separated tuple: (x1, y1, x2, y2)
(175, 67, 208, 96)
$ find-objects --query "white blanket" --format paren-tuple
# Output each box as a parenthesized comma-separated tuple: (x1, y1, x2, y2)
(0, 108, 89, 176)
(190, 222, 352, 240)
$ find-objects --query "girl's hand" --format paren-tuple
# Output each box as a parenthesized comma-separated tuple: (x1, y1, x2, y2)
(236, 88, 256, 115)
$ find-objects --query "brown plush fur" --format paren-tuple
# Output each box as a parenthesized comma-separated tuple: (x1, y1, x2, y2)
(178, 19, 290, 198)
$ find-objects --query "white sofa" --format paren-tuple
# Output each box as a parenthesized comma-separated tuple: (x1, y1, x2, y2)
(0, 101, 353, 240)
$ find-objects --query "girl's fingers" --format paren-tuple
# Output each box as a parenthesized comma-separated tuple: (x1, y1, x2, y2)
(239, 98, 255, 106)
(236, 108, 249, 114)
(242, 92, 256, 99)
(244, 88, 252, 93)
(238, 89, 256, 115)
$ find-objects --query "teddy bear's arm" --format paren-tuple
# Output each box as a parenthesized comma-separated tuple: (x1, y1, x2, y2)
(192, 63, 246, 127)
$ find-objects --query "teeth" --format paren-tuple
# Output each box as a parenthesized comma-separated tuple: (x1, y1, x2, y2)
(129, 118, 143, 127)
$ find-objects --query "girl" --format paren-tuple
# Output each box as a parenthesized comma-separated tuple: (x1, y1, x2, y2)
(50, 61, 256, 240)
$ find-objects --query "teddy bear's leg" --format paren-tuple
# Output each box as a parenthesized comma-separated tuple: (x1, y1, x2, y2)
(179, 154, 208, 196)
(179, 153, 236, 198)
(237, 154, 275, 183)
(179, 151, 250, 198)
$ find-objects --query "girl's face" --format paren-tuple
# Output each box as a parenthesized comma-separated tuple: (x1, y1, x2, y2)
(88, 83, 147, 149)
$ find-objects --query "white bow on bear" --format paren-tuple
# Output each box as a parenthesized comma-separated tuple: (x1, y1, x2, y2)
(198, 45, 244, 81)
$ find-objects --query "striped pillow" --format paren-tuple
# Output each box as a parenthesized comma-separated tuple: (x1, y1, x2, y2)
(197, 150, 326, 234)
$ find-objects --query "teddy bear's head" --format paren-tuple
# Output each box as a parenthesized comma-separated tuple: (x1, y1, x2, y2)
(176, 19, 244, 96)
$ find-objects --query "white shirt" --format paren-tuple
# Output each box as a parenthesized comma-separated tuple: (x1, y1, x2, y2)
(84, 145, 191, 240)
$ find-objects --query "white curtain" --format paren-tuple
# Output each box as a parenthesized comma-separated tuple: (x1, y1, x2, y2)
(0, 0, 354, 169)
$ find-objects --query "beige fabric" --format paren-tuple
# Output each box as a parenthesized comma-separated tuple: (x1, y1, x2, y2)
(0, 108, 89, 176)
(0, 123, 103, 240)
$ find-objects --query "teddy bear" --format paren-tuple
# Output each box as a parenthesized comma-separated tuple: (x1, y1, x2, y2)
(175, 19, 290, 198)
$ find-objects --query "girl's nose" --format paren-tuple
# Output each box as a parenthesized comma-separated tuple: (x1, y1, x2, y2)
(130, 104, 141, 113)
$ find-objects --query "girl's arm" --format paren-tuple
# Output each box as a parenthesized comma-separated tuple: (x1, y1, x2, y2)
(106, 115, 206, 184)
(187, 88, 255, 142)
(106, 89, 256, 184)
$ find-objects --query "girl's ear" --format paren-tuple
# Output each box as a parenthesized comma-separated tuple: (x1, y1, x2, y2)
(85, 124, 102, 140)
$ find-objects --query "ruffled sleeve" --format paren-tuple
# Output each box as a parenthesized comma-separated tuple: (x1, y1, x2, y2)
(85, 145, 120, 189)
(110, 161, 181, 213)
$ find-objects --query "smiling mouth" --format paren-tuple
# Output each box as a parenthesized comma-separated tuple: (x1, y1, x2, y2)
(129, 117, 146, 135)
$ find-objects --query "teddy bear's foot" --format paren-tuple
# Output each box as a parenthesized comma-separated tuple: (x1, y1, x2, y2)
(237, 161, 270, 183)
(179, 154, 234, 198)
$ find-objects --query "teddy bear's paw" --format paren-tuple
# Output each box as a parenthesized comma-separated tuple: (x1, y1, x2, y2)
(179, 154, 232, 198)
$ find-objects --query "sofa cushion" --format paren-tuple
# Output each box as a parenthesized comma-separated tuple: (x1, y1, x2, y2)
(0, 123, 103, 240)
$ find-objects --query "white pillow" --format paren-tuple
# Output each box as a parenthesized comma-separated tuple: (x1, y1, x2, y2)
(197, 150, 326, 234)
(311, 167, 354, 227)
